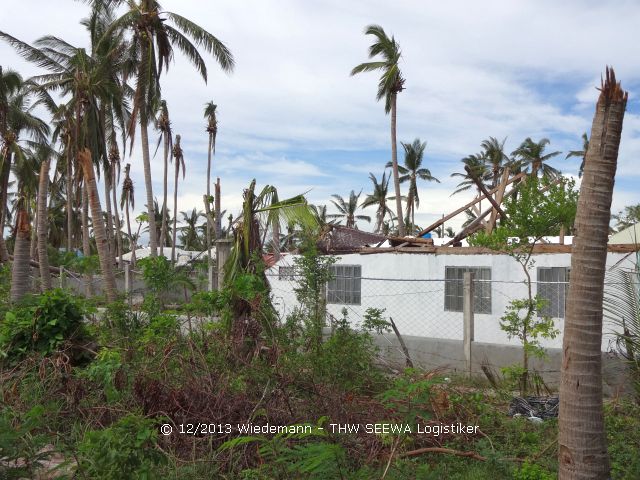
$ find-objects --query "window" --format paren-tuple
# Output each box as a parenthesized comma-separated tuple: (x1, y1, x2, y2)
(278, 266, 297, 281)
(537, 267, 570, 318)
(444, 267, 492, 314)
(327, 265, 361, 305)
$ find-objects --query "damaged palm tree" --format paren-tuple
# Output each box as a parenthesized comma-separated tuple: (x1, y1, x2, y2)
(223, 180, 317, 356)
(559, 68, 628, 480)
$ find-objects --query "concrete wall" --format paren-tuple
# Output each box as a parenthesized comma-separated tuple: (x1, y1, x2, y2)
(267, 251, 637, 351)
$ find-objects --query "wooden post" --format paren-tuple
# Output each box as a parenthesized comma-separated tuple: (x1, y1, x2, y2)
(215, 178, 222, 240)
(463, 272, 475, 377)
(486, 167, 510, 233)
(208, 265, 215, 291)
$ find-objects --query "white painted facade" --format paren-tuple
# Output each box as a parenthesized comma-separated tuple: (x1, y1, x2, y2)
(267, 250, 637, 351)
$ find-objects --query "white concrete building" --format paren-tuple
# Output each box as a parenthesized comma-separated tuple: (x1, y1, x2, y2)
(267, 246, 638, 352)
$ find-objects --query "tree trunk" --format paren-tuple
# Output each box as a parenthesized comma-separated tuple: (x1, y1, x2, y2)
(0, 150, 12, 263)
(30, 205, 38, 260)
(160, 132, 169, 255)
(37, 157, 51, 291)
(66, 148, 73, 252)
(390, 93, 405, 237)
(215, 178, 222, 239)
(205, 134, 212, 267)
(79, 149, 117, 302)
(140, 109, 158, 257)
(171, 157, 179, 264)
(10, 208, 31, 302)
(111, 166, 123, 265)
(125, 198, 136, 267)
(104, 165, 114, 256)
(558, 68, 627, 480)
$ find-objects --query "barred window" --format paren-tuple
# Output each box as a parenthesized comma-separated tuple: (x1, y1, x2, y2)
(278, 266, 297, 281)
(537, 267, 570, 318)
(327, 265, 361, 305)
(444, 266, 492, 314)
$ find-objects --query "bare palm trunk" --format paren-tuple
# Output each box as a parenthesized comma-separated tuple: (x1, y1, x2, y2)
(160, 132, 169, 255)
(140, 110, 158, 257)
(79, 149, 117, 302)
(558, 68, 627, 480)
(390, 93, 405, 237)
(66, 149, 73, 252)
(30, 205, 38, 260)
(37, 157, 51, 291)
(205, 133, 212, 267)
(10, 208, 31, 302)
(111, 166, 123, 265)
(125, 198, 135, 267)
(104, 167, 114, 256)
(81, 183, 94, 296)
(0, 150, 13, 263)
(171, 158, 179, 264)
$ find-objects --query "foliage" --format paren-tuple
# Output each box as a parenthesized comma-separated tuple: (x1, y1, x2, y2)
(513, 462, 555, 480)
(78, 414, 166, 479)
(219, 418, 348, 479)
(612, 203, 640, 232)
(362, 307, 392, 335)
(378, 369, 441, 425)
(83, 348, 124, 403)
(138, 256, 195, 308)
(500, 297, 559, 360)
(0, 289, 90, 362)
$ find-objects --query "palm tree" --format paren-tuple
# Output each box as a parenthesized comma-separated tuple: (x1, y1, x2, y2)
(10, 206, 31, 302)
(388, 138, 440, 232)
(204, 101, 218, 265)
(361, 172, 393, 233)
(565, 132, 589, 178)
(179, 208, 204, 250)
(120, 163, 136, 265)
(351, 24, 406, 236)
(450, 154, 490, 197)
(36, 151, 51, 290)
(329, 191, 371, 229)
(512, 137, 561, 179)
(78, 148, 117, 302)
(105, 0, 235, 258)
(171, 134, 186, 263)
(481, 136, 509, 188)
(559, 68, 627, 479)
(155, 99, 172, 255)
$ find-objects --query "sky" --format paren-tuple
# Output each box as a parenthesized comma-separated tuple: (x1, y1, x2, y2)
(2, 0, 640, 241)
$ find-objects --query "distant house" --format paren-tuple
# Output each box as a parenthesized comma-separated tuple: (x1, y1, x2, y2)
(267, 227, 638, 352)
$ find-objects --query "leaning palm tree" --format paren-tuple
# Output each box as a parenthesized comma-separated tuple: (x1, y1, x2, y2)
(78, 148, 117, 302)
(329, 190, 371, 229)
(171, 134, 186, 264)
(512, 137, 561, 179)
(120, 163, 136, 265)
(361, 172, 393, 233)
(351, 24, 406, 236)
(204, 101, 218, 265)
(559, 68, 627, 479)
(565, 132, 589, 178)
(388, 138, 440, 232)
(104, 0, 235, 258)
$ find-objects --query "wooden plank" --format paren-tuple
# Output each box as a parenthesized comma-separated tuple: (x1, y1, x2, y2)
(486, 167, 510, 233)
(466, 166, 506, 220)
(416, 172, 525, 236)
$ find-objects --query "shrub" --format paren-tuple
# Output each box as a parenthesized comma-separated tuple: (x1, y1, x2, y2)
(78, 414, 166, 479)
(0, 289, 90, 362)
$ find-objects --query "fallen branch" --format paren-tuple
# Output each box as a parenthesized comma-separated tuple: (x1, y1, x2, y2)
(389, 317, 413, 368)
(399, 447, 486, 461)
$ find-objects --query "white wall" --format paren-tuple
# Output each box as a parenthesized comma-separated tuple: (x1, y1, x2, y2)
(267, 251, 637, 351)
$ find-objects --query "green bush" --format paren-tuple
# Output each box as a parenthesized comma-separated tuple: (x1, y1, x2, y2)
(78, 414, 166, 479)
(0, 289, 90, 362)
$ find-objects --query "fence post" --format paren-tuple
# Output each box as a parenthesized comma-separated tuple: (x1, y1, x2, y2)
(208, 265, 215, 292)
(124, 263, 131, 306)
(463, 271, 475, 377)
(59, 266, 65, 289)
(215, 238, 232, 291)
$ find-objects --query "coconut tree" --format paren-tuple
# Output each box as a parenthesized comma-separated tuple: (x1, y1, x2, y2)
(171, 134, 186, 263)
(179, 208, 204, 250)
(36, 152, 51, 290)
(329, 190, 371, 229)
(120, 163, 136, 265)
(204, 101, 218, 266)
(387, 138, 440, 232)
(481, 136, 510, 188)
(559, 68, 628, 479)
(512, 137, 561, 179)
(361, 172, 394, 233)
(351, 24, 406, 236)
(565, 132, 589, 179)
(154, 99, 172, 255)
(103, 0, 234, 258)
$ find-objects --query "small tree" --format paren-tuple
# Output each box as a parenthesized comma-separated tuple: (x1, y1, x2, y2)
(471, 176, 578, 393)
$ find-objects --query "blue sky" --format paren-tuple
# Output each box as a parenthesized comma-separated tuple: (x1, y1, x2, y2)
(2, 0, 639, 238)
